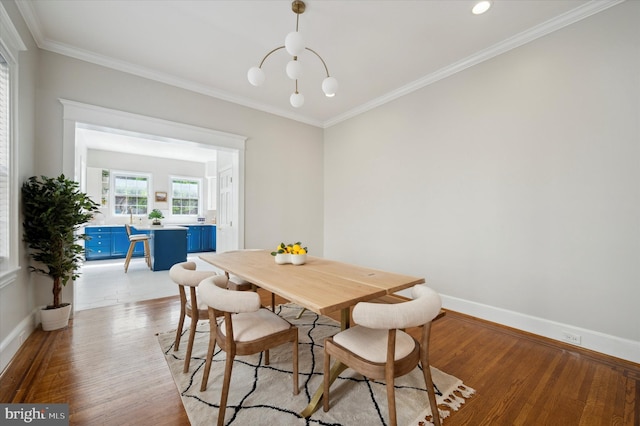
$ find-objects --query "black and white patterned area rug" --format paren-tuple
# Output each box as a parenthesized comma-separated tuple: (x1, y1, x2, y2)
(158, 303, 474, 425)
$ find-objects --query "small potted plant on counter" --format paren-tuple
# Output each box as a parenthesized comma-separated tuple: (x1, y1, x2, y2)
(22, 174, 100, 330)
(149, 208, 164, 225)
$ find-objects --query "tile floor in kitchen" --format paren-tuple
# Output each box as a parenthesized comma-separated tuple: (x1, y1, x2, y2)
(75, 253, 220, 311)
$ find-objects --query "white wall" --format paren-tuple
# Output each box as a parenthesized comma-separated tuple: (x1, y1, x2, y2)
(324, 1, 640, 362)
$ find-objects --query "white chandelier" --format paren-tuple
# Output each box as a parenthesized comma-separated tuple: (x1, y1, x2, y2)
(247, 0, 338, 108)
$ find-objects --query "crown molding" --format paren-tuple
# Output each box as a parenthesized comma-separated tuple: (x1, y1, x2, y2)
(322, 0, 626, 128)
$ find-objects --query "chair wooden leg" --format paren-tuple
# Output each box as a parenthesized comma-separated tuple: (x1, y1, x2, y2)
(218, 352, 235, 426)
(174, 310, 186, 352)
(201, 309, 217, 392)
(183, 287, 199, 373)
(183, 318, 197, 373)
(421, 363, 441, 426)
(420, 324, 441, 426)
(123, 242, 136, 272)
(386, 377, 397, 426)
(323, 349, 331, 412)
(292, 331, 299, 395)
(143, 240, 151, 269)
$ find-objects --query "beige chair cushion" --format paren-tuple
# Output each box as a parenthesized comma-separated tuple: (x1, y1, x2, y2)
(129, 234, 149, 242)
(333, 326, 416, 363)
(199, 276, 261, 313)
(352, 285, 442, 330)
(220, 309, 292, 342)
(169, 261, 223, 287)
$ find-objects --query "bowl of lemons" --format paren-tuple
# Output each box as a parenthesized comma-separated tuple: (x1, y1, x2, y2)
(272, 242, 308, 265)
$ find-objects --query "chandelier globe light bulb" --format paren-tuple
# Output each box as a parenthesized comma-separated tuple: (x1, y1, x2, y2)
(247, 66, 265, 86)
(286, 59, 303, 80)
(322, 76, 338, 97)
(285, 31, 305, 56)
(290, 91, 304, 108)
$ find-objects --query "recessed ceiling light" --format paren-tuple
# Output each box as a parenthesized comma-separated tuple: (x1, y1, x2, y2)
(472, 1, 492, 15)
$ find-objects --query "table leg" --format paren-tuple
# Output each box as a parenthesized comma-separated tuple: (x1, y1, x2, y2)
(300, 360, 347, 418)
(300, 307, 350, 418)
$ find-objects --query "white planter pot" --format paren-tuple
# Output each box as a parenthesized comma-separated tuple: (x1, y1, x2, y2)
(40, 304, 72, 331)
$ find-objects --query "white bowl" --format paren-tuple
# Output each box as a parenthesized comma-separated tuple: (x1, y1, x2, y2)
(274, 253, 291, 264)
(291, 254, 307, 265)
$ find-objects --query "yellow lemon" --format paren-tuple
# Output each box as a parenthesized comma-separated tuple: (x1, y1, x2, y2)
(299, 248, 306, 254)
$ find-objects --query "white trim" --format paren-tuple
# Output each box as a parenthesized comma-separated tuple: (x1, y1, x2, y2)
(0, 3, 27, 58)
(60, 99, 247, 151)
(0, 267, 19, 290)
(441, 294, 640, 364)
(0, 308, 37, 373)
(0, 2, 27, 285)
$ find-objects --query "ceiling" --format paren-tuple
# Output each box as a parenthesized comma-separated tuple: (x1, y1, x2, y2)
(16, 0, 619, 128)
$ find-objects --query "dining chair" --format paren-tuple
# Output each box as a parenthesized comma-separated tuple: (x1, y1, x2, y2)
(323, 284, 443, 426)
(169, 261, 228, 373)
(198, 275, 299, 426)
(123, 223, 151, 272)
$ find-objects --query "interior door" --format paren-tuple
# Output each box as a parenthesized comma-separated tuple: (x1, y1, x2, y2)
(216, 166, 235, 252)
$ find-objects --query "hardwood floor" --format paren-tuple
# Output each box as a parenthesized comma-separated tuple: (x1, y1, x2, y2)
(1, 290, 638, 425)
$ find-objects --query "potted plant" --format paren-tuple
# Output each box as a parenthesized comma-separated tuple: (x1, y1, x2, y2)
(148, 208, 164, 225)
(22, 175, 100, 331)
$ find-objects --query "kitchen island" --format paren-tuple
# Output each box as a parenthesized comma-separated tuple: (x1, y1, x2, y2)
(135, 225, 188, 271)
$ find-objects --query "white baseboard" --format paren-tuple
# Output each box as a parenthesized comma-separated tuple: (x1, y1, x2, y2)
(441, 294, 640, 365)
(0, 310, 37, 374)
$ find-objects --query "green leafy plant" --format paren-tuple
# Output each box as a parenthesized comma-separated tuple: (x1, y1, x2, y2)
(22, 175, 100, 309)
(148, 208, 164, 223)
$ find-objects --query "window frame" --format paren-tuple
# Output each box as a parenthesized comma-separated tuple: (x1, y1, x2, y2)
(170, 176, 202, 217)
(0, 3, 26, 288)
(111, 170, 152, 216)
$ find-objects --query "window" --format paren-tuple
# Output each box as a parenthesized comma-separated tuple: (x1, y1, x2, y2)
(112, 172, 150, 215)
(171, 177, 201, 216)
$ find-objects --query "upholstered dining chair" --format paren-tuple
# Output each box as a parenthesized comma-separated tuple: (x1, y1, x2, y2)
(123, 224, 151, 272)
(169, 261, 228, 373)
(198, 275, 299, 426)
(323, 284, 443, 426)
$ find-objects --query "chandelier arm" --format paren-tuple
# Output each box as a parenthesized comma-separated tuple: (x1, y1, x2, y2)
(304, 47, 331, 77)
(258, 46, 286, 68)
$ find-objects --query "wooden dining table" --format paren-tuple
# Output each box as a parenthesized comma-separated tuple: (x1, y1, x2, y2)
(198, 249, 426, 416)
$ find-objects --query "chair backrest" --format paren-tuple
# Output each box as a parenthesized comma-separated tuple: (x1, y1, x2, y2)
(352, 284, 441, 330)
(169, 261, 224, 288)
(124, 223, 132, 236)
(199, 276, 261, 313)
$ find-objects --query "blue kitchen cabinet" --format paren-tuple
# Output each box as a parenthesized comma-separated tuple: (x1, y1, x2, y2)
(186, 225, 216, 253)
(84, 225, 150, 260)
(187, 226, 202, 253)
(84, 226, 112, 260)
(205, 225, 216, 251)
